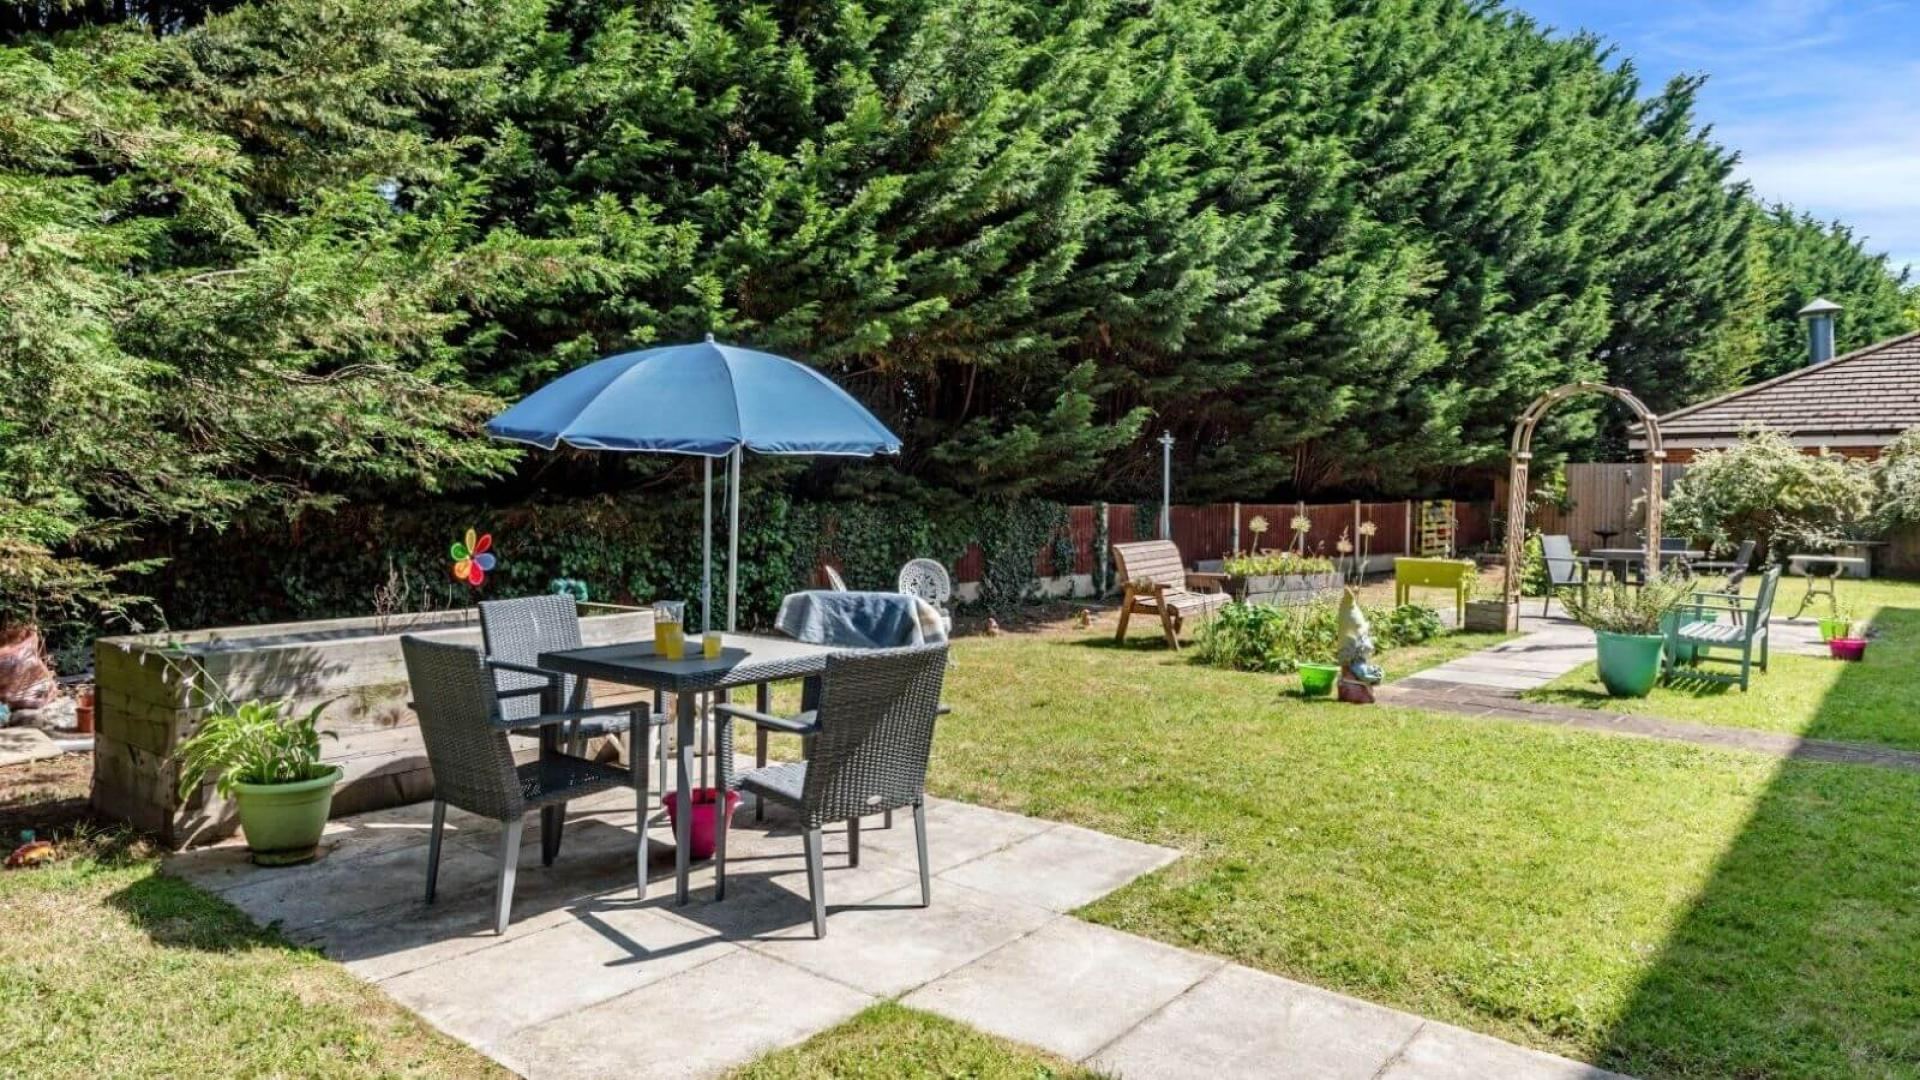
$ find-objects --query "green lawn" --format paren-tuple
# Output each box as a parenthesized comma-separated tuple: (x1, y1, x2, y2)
(930, 630, 1920, 1078)
(1529, 578, 1920, 751)
(0, 834, 507, 1080)
(732, 1003, 1098, 1079)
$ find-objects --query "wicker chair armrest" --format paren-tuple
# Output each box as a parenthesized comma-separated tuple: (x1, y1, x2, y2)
(488, 658, 560, 680)
(497, 703, 649, 732)
(714, 702, 817, 735)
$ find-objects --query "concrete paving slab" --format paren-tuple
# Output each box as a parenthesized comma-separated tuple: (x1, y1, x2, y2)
(215, 838, 501, 932)
(288, 888, 582, 983)
(1089, 963, 1423, 1079)
(501, 948, 872, 1080)
(854, 797, 1055, 874)
(383, 904, 730, 1052)
(902, 917, 1221, 1061)
(1412, 668, 1550, 691)
(937, 823, 1178, 913)
(1378, 1021, 1626, 1079)
(166, 801, 489, 895)
(664, 856, 924, 942)
(749, 881, 1054, 996)
(0, 726, 62, 767)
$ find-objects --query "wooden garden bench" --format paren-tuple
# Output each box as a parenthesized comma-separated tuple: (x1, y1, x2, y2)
(1111, 540, 1228, 649)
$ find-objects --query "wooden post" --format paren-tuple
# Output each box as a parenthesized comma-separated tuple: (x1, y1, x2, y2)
(1403, 501, 1413, 556)
(1502, 452, 1530, 632)
(1232, 502, 1241, 555)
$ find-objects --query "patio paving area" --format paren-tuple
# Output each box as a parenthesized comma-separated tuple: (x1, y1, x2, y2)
(166, 767, 1624, 1079)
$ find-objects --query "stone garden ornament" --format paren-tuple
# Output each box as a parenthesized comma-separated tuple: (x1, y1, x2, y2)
(1336, 588, 1383, 704)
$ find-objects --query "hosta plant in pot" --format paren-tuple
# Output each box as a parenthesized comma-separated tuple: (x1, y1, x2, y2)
(177, 700, 340, 865)
(1562, 574, 1693, 698)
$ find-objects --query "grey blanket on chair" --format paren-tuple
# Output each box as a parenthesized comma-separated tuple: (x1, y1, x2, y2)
(774, 590, 945, 648)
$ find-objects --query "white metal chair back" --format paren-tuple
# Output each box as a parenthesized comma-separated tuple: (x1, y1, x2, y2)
(896, 558, 952, 610)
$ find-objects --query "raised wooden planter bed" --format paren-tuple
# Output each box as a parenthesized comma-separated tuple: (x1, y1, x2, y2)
(1225, 571, 1343, 606)
(92, 604, 653, 847)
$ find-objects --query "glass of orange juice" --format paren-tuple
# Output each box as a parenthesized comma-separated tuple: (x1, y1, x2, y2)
(653, 601, 685, 659)
(703, 630, 724, 659)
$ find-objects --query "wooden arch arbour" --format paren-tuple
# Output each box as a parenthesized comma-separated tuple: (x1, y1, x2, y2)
(1502, 382, 1665, 630)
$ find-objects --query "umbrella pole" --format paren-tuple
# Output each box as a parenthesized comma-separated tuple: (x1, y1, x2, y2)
(728, 447, 741, 632)
(702, 456, 713, 634)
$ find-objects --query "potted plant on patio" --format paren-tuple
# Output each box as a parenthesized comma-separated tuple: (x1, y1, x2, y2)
(176, 699, 340, 865)
(1561, 574, 1693, 698)
(1825, 610, 1869, 661)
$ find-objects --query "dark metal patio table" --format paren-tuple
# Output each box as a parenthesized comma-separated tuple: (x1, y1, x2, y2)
(538, 633, 835, 904)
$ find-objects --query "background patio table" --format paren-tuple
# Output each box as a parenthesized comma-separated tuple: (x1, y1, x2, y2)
(538, 633, 837, 904)
(1786, 554, 1870, 616)
(1590, 547, 1703, 584)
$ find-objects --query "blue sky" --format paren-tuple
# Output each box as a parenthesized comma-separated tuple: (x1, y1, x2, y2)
(1511, 0, 1920, 274)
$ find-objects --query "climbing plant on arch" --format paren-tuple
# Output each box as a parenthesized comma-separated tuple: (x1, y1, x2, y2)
(1501, 383, 1665, 631)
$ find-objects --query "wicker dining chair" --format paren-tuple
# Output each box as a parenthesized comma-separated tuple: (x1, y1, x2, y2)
(478, 595, 668, 791)
(401, 636, 652, 934)
(712, 644, 949, 938)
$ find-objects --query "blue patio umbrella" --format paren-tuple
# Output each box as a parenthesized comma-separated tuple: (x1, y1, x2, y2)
(485, 335, 901, 629)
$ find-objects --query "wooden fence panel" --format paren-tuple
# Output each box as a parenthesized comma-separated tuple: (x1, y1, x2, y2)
(1361, 502, 1408, 555)
(1529, 462, 1691, 551)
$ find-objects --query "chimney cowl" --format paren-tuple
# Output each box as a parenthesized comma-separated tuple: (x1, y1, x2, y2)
(1797, 297, 1841, 365)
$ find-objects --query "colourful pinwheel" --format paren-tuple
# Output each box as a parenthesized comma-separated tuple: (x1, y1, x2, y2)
(450, 529, 495, 586)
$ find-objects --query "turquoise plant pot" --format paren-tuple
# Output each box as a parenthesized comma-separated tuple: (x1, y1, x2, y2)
(1594, 631, 1665, 698)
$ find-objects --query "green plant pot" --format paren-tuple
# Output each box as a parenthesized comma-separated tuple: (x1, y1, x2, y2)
(1594, 630, 1666, 698)
(1298, 663, 1339, 696)
(1817, 616, 1851, 642)
(233, 766, 342, 866)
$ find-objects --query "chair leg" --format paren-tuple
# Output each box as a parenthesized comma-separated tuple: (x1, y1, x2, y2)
(848, 816, 860, 868)
(657, 720, 669, 798)
(714, 781, 730, 902)
(494, 818, 524, 935)
(1115, 590, 1134, 641)
(424, 799, 446, 903)
(913, 801, 931, 907)
(634, 718, 649, 899)
(1160, 607, 1179, 649)
(541, 802, 562, 867)
(802, 827, 827, 939)
(883, 808, 893, 830)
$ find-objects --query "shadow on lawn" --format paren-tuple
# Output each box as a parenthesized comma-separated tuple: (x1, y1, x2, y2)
(1595, 604, 1920, 1078)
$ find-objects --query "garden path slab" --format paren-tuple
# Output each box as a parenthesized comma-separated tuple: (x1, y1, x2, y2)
(0, 726, 62, 768)
(167, 757, 1631, 1078)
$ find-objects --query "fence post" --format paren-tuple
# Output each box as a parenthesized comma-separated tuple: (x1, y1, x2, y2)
(1352, 499, 1362, 573)
(1232, 502, 1241, 555)
(1403, 501, 1413, 555)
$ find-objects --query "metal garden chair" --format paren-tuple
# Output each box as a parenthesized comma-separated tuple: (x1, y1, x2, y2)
(1538, 534, 1593, 616)
(1664, 565, 1782, 692)
(478, 595, 668, 792)
(400, 636, 652, 934)
(896, 558, 954, 637)
(1691, 538, 1758, 590)
(712, 644, 949, 937)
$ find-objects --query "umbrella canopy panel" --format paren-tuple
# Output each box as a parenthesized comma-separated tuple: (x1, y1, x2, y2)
(484, 336, 901, 632)
(485, 336, 900, 457)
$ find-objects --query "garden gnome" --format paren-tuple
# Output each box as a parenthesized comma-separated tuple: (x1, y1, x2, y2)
(1335, 588, 1384, 704)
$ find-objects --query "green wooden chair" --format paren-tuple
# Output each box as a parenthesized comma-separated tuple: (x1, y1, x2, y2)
(1663, 565, 1781, 691)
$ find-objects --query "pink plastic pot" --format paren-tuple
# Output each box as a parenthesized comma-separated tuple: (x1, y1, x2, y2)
(662, 788, 740, 859)
(1828, 638, 1868, 662)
